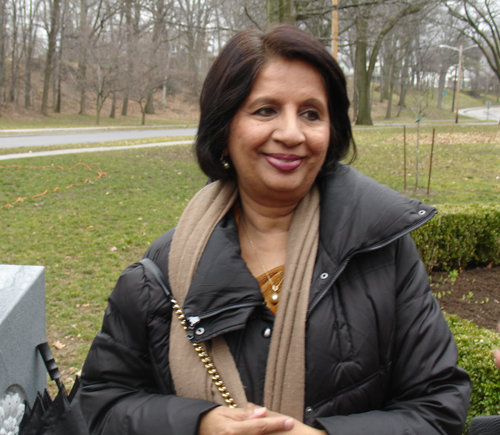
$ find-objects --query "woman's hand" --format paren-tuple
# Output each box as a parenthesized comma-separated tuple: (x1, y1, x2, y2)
(258, 408, 327, 435)
(199, 406, 295, 435)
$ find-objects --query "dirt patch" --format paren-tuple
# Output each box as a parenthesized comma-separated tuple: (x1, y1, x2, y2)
(432, 266, 500, 330)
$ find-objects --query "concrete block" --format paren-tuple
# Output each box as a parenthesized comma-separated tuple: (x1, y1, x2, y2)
(0, 265, 46, 407)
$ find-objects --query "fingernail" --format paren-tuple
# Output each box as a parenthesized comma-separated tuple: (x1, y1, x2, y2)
(253, 407, 266, 415)
(284, 418, 294, 430)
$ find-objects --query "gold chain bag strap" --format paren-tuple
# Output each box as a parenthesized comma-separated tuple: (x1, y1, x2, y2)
(139, 258, 237, 407)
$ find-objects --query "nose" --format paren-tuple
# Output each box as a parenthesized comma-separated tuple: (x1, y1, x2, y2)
(271, 110, 305, 147)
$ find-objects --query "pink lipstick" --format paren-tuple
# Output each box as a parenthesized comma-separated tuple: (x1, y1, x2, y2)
(265, 154, 303, 171)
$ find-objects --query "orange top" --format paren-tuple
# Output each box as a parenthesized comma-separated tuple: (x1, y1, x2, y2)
(234, 204, 285, 315)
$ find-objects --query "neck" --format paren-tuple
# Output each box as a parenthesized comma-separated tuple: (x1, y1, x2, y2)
(238, 189, 298, 235)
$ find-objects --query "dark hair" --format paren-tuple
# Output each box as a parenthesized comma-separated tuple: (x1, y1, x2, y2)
(195, 24, 355, 181)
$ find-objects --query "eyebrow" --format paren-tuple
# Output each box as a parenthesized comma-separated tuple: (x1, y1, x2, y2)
(246, 97, 327, 111)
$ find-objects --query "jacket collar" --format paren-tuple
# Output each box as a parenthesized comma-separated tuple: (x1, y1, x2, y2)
(182, 164, 436, 338)
(317, 164, 435, 266)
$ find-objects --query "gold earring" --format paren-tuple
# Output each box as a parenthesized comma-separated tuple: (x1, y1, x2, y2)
(221, 154, 230, 169)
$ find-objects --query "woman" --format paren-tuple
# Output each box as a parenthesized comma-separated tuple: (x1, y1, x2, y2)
(80, 25, 471, 435)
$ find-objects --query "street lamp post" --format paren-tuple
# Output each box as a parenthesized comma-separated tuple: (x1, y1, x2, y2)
(439, 44, 474, 123)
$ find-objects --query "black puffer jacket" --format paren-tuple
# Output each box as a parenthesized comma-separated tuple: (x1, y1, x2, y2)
(80, 165, 471, 435)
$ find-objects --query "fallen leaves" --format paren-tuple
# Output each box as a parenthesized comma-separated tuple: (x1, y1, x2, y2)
(52, 341, 66, 350)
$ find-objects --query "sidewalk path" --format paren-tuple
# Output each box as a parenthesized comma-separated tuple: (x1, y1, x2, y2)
(0, 140, 193, 161)
(0, 127, 197, 148)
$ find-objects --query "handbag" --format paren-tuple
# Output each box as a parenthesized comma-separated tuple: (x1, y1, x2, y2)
(139, 258, 237, 407)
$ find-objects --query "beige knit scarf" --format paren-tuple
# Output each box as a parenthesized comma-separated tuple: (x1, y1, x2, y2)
(168, 179, 320, 421)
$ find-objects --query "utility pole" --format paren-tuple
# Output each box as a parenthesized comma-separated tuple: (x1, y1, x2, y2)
(455, 44, 463, 124)
(332, 0, 338, 59)
(440, 44, 474, 123)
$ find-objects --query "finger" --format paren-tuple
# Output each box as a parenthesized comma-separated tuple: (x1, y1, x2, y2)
(238, 416, 294, 434)
(206, 405, 267, 422)
(244, 407, 268, 420)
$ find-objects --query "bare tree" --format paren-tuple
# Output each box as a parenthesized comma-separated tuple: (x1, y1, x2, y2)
(342, 0, 433, 125)
(22, 0, 41, 108)
(121, 0, 141, 116)
(8, 0, 21, 103)
(76, 0, 118, 115)
(127, 39, 165, 125)
(444, 0, 500, 84)
(176, 0, 216, 95)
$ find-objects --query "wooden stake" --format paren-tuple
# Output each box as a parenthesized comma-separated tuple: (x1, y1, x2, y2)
(427, 128, 435, 195)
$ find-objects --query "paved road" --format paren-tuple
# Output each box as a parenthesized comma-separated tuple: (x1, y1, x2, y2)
(0, 127, 197, 149)
(459, 106, 500, 122)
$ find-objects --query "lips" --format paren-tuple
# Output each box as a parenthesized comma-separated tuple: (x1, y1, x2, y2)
(265, 154, 304, 171)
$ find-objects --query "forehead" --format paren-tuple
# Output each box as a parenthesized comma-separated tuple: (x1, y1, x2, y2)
(246, 57, 327, 102)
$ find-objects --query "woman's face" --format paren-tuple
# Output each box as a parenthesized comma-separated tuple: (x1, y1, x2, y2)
(228, 57, 330, 206)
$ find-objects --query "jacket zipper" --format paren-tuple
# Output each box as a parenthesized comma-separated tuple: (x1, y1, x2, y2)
(307, 209, 437, 318)
(186, 301, 264, 339)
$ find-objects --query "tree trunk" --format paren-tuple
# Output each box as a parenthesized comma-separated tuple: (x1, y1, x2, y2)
(121, 0, 134, 117)
(354, 16, 372, 125)
(54, 3, 66, 114)
(398, 52, 410, 109)
(9, 3, 18, 103)
(41, 0, 61, 115)
(121, 92, 129, 116)
(0, 0, 6, 103)
(109, 91, 116, 118)
(96, 101, 101, 125)
(385, 59, 395, 119)
(77, 0, 88, 115)
(437, 68, 446, 110)
(24, 17, 37, 109)
(145, 93, 155, 114)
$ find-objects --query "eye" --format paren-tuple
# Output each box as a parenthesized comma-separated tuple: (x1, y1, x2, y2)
(302, 109, 321, 121)
(254, 107, 276, 117)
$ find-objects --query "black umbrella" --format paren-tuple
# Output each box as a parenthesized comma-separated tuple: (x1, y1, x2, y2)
(18, 343, 88, 435)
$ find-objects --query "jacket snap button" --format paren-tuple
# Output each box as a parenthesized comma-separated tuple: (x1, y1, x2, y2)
(418, 210, 426, 215)
(305, 406, 313, 414)
(195, 327, 205, 335)
(263, 328, 272, 338)
(320, 273, 328, 279)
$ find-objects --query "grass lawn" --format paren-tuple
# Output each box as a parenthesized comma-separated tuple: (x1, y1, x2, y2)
(0, 123, 499, 388)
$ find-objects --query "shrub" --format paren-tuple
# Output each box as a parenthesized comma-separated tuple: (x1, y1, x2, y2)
(412, 204, 500, 271)
(446, 314, 500, 422)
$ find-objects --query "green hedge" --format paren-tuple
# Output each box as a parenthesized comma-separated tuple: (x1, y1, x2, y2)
(412, 204, 500, 271)
(446, 314, 500, 423)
